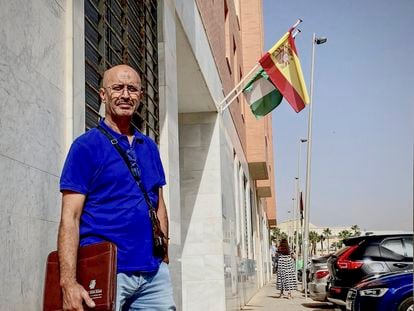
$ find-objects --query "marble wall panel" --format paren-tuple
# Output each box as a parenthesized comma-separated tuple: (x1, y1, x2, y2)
(0, 154, 60, 221)
(0, 211, 58, 311)
(180, 168, 220, 196)
(0, 42, 66, 177)
(179, 124, 201, 147)
(22, 217, 58, 310)
(182, 193, 221, 220)
(180, 145, 220, 171)
(0, 0, 65, 90)
(0, 212, 29, 310)
(158, 2, 181, 309)
(72, 0, 86, 139)
(184, 280, 226, 311)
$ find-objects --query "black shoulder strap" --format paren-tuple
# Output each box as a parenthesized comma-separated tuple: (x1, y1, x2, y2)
(96, 125, 156, 212)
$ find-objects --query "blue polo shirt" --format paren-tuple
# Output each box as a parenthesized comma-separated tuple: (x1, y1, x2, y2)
(60, 120, 166, 273)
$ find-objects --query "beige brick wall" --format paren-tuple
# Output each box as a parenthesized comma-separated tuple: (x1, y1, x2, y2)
(240, 0, 276, 224)
(196, 0, 276, 225)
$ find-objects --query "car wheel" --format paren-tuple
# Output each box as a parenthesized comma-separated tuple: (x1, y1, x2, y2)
(398, 296, 414, 311)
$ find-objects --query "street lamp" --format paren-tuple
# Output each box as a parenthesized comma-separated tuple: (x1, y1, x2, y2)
(290, 198, 295, 246)
(303, 34, 327, 299)
(287, 210, 292, 245)
(295, 138, 307, 282)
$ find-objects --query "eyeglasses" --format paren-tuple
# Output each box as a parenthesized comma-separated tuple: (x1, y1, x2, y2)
(105, 84, 142, 97)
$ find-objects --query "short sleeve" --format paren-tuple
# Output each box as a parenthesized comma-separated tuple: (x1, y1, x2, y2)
(60, 141, 98, 194)
(149, 140, 166, 188)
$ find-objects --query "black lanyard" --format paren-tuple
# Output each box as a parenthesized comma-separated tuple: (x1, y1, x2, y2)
(96, 125, 157, 213)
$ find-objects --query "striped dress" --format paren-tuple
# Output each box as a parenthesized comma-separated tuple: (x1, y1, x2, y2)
(276, 254, 297, 291)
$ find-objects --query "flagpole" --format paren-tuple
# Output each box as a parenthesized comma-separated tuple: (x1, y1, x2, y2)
(295, 138, 307, 283)
(303, 33, 327, 299)
(290, 18, 302, 31)
(218, 63, 260, 112)
(221, 86, 246, 112)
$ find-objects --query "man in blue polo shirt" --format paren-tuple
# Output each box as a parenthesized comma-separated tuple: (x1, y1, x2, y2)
(57, 64, 175, 310)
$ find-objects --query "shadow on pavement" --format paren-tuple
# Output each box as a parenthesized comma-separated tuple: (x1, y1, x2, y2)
(302, 302, 339, 310)
(243, 305, 263, 310)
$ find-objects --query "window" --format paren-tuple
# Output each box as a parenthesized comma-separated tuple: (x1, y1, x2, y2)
(403, 238, 413, 257)
(84, 0, 159, 142)
(380, 238, 405, 260)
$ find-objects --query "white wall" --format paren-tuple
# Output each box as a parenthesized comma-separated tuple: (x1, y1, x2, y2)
(0, 0, 68, 309)
(179, 112, 226, 310)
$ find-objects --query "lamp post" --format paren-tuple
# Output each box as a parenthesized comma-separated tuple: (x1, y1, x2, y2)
(291, 198, 295, 246)
(303, 33, 327, 299)
(287, 209, 292, 245)
(295, 138, 307, 282)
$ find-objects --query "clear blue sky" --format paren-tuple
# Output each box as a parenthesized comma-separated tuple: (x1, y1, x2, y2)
(263, 0, 413, 231)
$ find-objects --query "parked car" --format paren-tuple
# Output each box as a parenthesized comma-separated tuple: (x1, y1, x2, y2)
(309, 254, 331, 301)
(346, 270, 413, 311)
(327, 233, 413, 308)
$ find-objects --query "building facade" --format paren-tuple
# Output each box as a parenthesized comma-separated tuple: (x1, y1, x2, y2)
(0, 1, 275, 310)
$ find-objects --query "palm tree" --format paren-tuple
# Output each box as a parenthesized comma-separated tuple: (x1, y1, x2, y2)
(271, 227, 282, 244)
(309, 231, 319, 256)
(338, 229, 352, 247)
(351, 224, 361, 237)
(319, 234, 325, 253)
(323, 228, 332, 252)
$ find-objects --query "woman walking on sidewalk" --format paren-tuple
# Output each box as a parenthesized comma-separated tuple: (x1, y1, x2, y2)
(276, 238, 297, 299)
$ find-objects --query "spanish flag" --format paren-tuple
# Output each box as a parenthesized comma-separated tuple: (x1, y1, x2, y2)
(259, 30, 309, 113)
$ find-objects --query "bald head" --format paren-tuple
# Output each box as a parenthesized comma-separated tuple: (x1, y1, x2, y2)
(102, 64, 140, 88)
(99, 64, 142, 122)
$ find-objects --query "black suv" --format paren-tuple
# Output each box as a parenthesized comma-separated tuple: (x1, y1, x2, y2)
(326, 233, 413, 308)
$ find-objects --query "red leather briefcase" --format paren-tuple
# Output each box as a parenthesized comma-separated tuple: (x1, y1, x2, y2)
(43, 241, 117, 311)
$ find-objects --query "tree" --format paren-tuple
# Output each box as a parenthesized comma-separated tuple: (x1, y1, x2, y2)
(323, 228, 332, 252)
(351, 225, 361, 237)
(338, 230, 352, 247)
(271, 227, 281, 243)
(309, 231, 319, 256)
(319, 234, 325, 253)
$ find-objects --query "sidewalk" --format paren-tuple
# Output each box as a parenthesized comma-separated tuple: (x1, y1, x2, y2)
(242, 279, 340, 311)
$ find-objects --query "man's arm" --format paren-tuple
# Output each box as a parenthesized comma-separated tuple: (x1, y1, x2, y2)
(57, 191, 95, 311)
(157, 188, 169, 263)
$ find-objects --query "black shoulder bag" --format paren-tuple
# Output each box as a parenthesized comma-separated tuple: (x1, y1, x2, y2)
(97, 125, 167, 258)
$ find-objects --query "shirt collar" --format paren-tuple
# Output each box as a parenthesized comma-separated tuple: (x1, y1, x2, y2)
(99, 119, 144, 143)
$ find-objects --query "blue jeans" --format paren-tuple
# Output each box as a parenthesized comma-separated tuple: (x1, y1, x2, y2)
(116, 262, 176, 311)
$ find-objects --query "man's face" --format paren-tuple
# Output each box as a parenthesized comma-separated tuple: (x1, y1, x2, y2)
(100, 66, 142, 120)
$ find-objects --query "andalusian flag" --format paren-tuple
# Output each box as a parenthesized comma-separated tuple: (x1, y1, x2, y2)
(259, 30, 309, 112)
(243, 69, 283, 119)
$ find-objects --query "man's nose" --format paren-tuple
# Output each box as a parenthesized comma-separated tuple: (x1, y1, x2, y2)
(120, 87, 130, 99)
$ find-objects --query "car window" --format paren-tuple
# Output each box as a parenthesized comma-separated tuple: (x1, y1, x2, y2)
(380, 239, 405, 260)
(403, 238, 413, 258)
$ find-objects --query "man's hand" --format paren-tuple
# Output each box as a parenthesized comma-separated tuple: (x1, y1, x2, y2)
(61, 281, 96, 311)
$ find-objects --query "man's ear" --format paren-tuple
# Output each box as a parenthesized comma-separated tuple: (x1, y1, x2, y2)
(99, 87, 106, 102)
